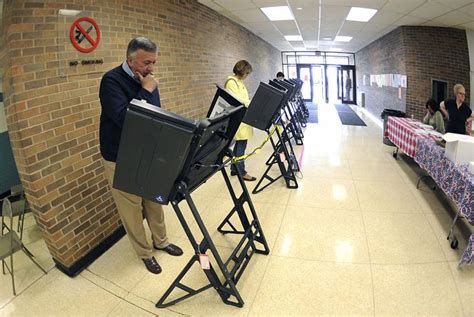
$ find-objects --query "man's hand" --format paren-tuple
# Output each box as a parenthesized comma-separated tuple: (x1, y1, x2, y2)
(136, 72, 158, 93)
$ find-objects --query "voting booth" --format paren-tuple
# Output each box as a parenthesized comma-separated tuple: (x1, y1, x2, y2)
(114, 86, 269, 308)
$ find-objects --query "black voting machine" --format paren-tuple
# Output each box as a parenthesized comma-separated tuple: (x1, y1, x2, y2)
(113, 86, 270, 308)
(242, 79, 308, 194)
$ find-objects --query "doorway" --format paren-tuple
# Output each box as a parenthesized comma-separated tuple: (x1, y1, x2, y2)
(294, 64, 356, 105)
(338, 65, 356, 104)
(311, 65, 325, 104)
(297, 64, 312, 101)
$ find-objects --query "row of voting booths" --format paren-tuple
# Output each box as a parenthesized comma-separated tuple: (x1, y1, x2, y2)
(113, 77, 308, 308)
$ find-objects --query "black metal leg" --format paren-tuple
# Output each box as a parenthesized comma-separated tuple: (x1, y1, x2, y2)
(253, 128, 299, 194)
(157, 175, 269, 308)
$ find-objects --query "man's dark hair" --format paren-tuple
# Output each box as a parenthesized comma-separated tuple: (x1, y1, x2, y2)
(126, 37, 158, 58)
(276, 71, 285, 78)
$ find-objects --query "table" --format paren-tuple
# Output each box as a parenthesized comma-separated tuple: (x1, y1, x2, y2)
(386, 117, 441, 158)
(415, 139, 474, 266)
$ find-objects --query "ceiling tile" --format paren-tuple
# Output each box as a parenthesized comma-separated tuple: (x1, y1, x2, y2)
(379, 0, 425, 14)
(370, 10, 404, 24)
(303, 40, 319, 46)
(288, 0, 319, 8)
(340, 20, 366, 31)
(432, 9, 474, 26)
(320, 30, 338, 38)
(298, 20, 318, 31)
(321, 0, 386, 8)
(300, 32, 319, 41)
(213, 0, 257, 10)
(409, 1, 453, 19)
(252, 0, 288, 6)
(321, 4, 351, 21)
(197, 0, 226, 12)
(433, 0, 474, 10)
(292, 5, 319, 21)
(200, 0, 474, 54)
(459, 21, 474, 30)
(421, 20, 449, 27)
(273, 20, 300, 33)
(392, 14, 428, 26)
(461, 3, 474, 17)
(232, 8, 269, 22)
(246, 21, 279, 31)
(339, 25, 365, 37)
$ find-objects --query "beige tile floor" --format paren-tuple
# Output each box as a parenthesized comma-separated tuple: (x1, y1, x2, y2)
(1, 103, 473, 316)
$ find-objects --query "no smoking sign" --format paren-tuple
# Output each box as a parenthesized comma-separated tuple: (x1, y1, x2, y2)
(69, 17, 101, 53)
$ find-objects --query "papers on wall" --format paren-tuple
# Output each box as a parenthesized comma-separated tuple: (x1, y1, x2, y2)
(369, 74, 407, 88)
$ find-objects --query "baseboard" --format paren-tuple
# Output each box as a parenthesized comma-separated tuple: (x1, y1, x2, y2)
(54, 225, 126, 277)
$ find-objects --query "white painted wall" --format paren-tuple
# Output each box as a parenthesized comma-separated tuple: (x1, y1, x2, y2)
(467, 30, 474, 107)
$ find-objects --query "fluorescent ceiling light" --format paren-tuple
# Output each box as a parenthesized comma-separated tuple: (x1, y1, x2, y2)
(58, 9, 82, 16)
(261, 6, 294, 21)
(323, 37, 332, 41)
(335, 36, 352, 42)
(346, 7, 377, 22)
(284, 35, 303, 41)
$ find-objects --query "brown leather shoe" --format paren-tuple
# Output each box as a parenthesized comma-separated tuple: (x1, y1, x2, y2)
(154, 243, 183, 256)
(142, 256, 162, 274)
(242, 174, 257, 181)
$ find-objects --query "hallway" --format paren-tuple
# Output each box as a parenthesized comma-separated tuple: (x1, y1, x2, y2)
(1, 103, 473, 316)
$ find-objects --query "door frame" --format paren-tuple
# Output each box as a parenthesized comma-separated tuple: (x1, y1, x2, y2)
(339, 65, 356, 104)
(296, 64, 313, 102)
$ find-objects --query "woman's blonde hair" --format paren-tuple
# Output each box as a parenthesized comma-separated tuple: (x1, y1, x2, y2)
(233, 60, 253, 77)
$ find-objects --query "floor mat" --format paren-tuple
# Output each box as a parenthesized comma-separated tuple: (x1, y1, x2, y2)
(334, 104, 366, 126)
(306, 102, 318, 123)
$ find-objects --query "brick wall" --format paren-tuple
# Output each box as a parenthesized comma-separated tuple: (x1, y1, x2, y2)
(2, 0, 281, 273)
(404, 26, 470, 119)
(355, 28, 406, 118)
(356, 26, 470, 121)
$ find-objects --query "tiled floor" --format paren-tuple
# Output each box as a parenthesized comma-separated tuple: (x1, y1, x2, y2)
(1, 103, 473, 316)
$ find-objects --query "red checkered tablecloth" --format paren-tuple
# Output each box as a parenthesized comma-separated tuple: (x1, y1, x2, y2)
(385, 117, 441, 158)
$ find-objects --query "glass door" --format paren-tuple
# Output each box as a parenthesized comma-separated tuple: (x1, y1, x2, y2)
(340, 65, 356, 104)
(297, 64, 312, 101)
(311, 65, 325, 104)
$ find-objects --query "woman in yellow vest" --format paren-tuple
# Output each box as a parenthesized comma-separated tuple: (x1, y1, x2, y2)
(225, 60, 256, 181)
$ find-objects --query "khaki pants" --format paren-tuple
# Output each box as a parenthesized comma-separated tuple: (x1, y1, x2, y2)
(103, 159, 168, 259)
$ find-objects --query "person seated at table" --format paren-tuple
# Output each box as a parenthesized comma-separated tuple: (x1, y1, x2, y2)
(423, 98, 445, 134)
(440, 84, 474, 135)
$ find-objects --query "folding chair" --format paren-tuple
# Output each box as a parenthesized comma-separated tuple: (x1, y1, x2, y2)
(1, 198, 47, 295)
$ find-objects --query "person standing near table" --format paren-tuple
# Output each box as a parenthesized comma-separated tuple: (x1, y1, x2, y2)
(423, 98, 445, 134)
(440, 84, 474, 135)
(225, 60, 256, 181)
(99, 37, 183, 274)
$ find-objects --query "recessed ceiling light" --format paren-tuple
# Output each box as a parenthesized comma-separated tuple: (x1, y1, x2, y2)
(346, 7, 377, 22)
(58, 9, 82, 16)
(296, 7, 303, 10)
(261, 6, 294, 21)
(335, 36, 352, 42)
(285, 35, 303, 41)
